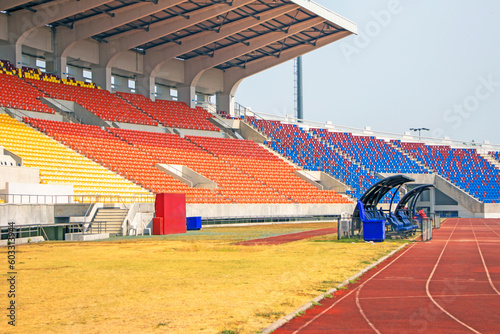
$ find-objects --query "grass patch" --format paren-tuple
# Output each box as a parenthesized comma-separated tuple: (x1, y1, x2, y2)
(5, 222, 403, 334)
(294, 311, 306, 318)
(255, 311, 286, 319)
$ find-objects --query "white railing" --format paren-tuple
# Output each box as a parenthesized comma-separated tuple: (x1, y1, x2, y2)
(0, 193, 155, 205)
(235, 103, 500, 151)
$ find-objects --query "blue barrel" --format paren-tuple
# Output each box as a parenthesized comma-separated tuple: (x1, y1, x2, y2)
(186, 216, 202, 230)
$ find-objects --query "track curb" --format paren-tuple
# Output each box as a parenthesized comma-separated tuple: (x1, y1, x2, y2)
(260, 242, 410, 334)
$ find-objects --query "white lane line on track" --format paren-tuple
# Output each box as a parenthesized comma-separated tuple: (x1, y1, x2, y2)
(425, 219, 481, 334)
(359, 293, 500, 301)
(292, 243, 417, 334)
(354, 243, 420, 334)
(480, 219, 500, 238)
(471, 219, 500, 295)
(355, 286, 381, 334)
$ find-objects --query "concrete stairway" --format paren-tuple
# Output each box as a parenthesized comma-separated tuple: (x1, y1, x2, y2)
(91, 208, 128, 236)
(387, 141, 431, 172)
(478, 152, 500, 169)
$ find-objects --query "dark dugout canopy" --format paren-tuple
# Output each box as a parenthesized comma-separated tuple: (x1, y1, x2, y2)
(359, 175, 414, 208)
(395, 184, 434, 214)
(351, 175, 414, 230)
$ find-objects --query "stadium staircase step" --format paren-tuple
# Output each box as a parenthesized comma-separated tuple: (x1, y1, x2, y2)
(208, 115, 238, 138)
(91, 208, 128, 236)
(257, 143, 302, 169)
(185, 138, 290, 200)
(257, 143, 354, 201)
(478, 152, 500, 170)
(38, 96, 83, 124)
(113, 92, 159, 124)
(310, 132, 374, 175)
(387, 141, 431, 172)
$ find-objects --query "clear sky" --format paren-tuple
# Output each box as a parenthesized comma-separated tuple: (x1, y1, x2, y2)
(235, 0, 500, 145)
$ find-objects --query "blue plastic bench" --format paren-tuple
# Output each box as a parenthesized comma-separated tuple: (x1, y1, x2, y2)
(357, 201, 386, 242)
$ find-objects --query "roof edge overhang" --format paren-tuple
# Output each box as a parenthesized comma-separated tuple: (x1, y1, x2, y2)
(290, 0, 358, 34)
(395, 184, 434, 212)
(359, 175, 415, 206)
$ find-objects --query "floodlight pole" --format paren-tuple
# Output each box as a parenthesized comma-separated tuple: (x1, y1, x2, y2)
(296, 56, 303, 122)
(410, 127, 430, 139)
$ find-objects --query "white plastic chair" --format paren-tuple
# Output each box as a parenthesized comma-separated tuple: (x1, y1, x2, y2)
(141, 221, 152, 236)
(128, 221, 138, 236)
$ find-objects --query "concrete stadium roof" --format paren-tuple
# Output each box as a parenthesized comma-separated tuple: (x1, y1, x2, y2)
(1, 1, 356, 112)
(2, 0, 356, 71)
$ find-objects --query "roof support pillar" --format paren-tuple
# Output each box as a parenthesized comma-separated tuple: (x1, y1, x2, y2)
(216, 92, 235, 116)
(93, 66, 112, 91)
(136, 71, 156, 102)
(430, 188, 436, 215)
(57, 55, 68, 79)
(6, 0, 113, 66)
(45, 56, 67, 79)
(0, 43, 22, 68)
(177, 84, 196, 108)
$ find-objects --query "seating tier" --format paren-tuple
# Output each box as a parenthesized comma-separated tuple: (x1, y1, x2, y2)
(26, 118, 226, 204)
(108, 128, 291, 204)
(117, 92, 219, 132)
(395, 141, 500, 203)
(187, 135, 351, 204)
(0, 114, 150, 201)
(312, 129, 428, 174)
(0, 73, 55, 114)
(26, 79, 157, 126)
(244, 117, 397, 202)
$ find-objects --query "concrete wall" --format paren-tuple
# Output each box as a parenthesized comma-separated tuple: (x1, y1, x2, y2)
(66, 39, 100, 65)
(7, 108, 64, 122)
(197, 68, 224, 94)
(212, 115, 240, 130)
(0, 14, 7, 41)
(433, 175, 483, 214)
(0, 204, 54, 226)
(176, 128, 224, 138)
(186, 203, 354, 219)
(157, 59, 185, 84)
(238, 121, 266, 144)
(72, 103, 111, 127)
(294, 170, 349, 194)
(484, 203, 500, 218)
(1, 146, 18, 166)
(0, 155, 16, 167)
(54, 203, 92, 218)
(294, 170, 323, 190)
(24, 27, 52, 53)
(114, 50, 143, 74)
(156, 164, 217, 190)
(3, 149, 21, 167)
(0, 167, 39, 189)
(115, 122, 168, 133)
(0, 183, 74, 204)
(42, 97, 76, 112)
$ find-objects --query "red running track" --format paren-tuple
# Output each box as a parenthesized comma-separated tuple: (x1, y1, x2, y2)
(235, 228, 337, 246)
(274, 218, 500, 333)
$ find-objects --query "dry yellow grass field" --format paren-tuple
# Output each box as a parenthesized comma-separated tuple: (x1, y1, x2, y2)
(1, 223, 406, 334)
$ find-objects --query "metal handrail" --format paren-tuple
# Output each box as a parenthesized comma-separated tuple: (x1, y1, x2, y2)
(0, 193, 155, 205)
(233, 103, 500, 150)
(45, 98, 83, 124)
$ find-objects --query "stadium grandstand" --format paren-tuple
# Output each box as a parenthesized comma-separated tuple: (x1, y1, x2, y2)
(1, 0, 500, 240)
